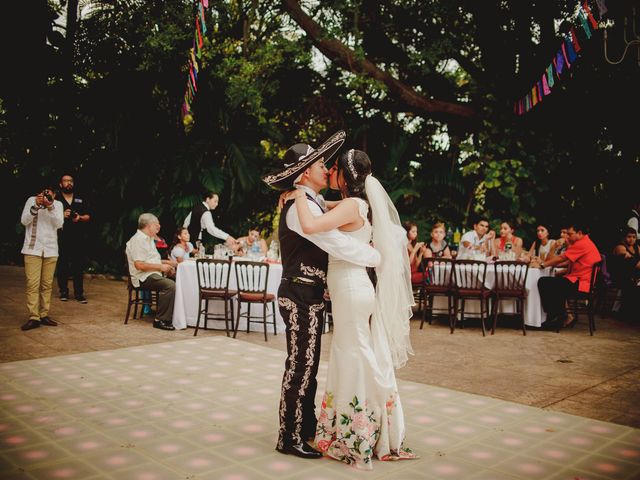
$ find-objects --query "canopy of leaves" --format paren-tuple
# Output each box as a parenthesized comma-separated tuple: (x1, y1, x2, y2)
(1, 0, 637, 269)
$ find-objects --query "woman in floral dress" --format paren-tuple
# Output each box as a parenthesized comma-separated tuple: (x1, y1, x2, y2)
(292, 149, 417, 470)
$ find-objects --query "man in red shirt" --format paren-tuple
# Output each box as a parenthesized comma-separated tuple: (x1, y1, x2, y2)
(538, 222, 601, 329)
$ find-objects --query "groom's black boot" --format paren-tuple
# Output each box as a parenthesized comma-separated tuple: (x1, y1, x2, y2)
(276, 442, 322, 459)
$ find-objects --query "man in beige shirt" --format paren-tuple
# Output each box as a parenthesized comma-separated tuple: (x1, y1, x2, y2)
(125, 213, 177, 330)
(20, 186, 64, 331)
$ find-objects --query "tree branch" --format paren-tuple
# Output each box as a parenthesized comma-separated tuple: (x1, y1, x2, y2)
(281, 0, 476, 122)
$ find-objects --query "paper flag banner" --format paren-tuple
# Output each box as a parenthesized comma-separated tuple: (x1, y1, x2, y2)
(562, 41, 573, 67)
(199, 2, 207, 34)
(570, 28, 581, 52)
(546, 64, 555, 87)
(578, 11, 592, 39)
(583, 1, 599, 28)
(595, 0, 608, 17)
(190, 49, 198, 72)
(542, 73, 551, 95)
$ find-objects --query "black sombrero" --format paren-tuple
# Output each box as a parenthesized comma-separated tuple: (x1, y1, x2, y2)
(261, 130, 346, 190)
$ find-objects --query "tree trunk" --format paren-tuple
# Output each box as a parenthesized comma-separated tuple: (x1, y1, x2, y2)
(280, 0, 476, 123)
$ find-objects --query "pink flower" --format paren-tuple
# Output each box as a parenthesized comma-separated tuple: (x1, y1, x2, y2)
(318, 410, 328, 424)
(352, 412, 368, 431)
(317, 439, 331, 452)
(339, 442, 351, 457)
(386, 399, 395, 414)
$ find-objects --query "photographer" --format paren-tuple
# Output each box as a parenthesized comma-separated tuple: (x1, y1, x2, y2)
(56, 174, 91, 303)
(20, 185, 64, 331)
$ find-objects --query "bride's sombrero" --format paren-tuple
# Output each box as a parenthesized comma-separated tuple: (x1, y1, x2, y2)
(262, 130, 346, 190)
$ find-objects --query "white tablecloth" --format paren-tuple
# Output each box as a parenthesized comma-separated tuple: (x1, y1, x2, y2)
(172, 260, 284, 332)
(431, 266, 553, 327)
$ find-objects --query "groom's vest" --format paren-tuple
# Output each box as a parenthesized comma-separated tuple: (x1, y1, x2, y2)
(279, 196, 328, 287)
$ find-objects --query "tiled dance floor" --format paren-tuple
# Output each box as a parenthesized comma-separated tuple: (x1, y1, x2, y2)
(1, 336, 639, 480)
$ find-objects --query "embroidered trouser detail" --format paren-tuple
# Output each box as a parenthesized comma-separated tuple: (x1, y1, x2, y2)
(277, 283, 325, 449)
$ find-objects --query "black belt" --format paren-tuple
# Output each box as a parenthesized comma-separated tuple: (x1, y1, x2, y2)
(281, 277, 325, 288)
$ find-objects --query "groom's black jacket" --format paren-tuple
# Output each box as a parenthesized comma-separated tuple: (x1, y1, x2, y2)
(279, 197, 328, 287)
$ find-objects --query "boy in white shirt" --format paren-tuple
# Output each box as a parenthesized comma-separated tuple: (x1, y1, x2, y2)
(458, 217, 495, 259)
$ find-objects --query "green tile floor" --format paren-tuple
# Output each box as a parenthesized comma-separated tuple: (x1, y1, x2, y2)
(1, 336, 639, 479)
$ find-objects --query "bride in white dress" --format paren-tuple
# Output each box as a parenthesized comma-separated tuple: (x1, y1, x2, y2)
(291, 149, 417, 470)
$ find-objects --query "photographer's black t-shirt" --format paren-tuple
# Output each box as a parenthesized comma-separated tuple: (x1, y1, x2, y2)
(57, 192, 90, 239)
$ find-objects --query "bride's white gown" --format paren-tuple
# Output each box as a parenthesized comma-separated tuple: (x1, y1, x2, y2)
(315, 198, 413, 470)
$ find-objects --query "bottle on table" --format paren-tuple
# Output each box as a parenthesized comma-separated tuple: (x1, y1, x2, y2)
(453, 228, 461, 246)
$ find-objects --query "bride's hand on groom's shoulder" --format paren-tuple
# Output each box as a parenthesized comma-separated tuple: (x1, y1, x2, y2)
(277, 189, 296, 211)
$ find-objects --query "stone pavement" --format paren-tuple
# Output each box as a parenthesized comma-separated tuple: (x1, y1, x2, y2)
(1, 265, 639, 428)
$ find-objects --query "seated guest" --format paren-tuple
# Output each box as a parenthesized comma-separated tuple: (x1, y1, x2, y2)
(528, 224, 556, 262)
(553, 228, 569, 256)
(427, 222, 452, 258)
(125, 213, 177, 331)
(237, 227, 268, 256)
(611, 228, 640, 319)
(537, 221, 601, 328)
(404, 221, 429, 284)
(546, 227, 571, 274)
(492, 221, 523, 258)
(170, 227, 196, 263)
(458, 216, 495, 259)
(612, 228, 640, 279)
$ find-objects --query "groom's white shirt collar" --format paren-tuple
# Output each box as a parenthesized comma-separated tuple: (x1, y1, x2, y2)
(295, 184, 320, 201)
(295, 184, 327, 210)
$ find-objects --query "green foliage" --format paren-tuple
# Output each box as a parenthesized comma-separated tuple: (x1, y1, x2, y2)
(1, 0, 636, 268)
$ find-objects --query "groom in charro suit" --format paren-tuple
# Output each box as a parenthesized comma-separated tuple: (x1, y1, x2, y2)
(262, 131, 381, 458)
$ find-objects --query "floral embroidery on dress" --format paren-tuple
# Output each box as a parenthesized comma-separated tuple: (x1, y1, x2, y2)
(316, 392, 380, 469)
(385, 392, 397, 420)
(300, 263, 327, 283)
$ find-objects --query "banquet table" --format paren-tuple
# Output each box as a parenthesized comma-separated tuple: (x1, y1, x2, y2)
(431, 265, 553, 327)
(172, 259, 285, 332)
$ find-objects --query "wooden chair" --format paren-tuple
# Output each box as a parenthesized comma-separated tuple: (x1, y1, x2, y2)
(194, 259, 237, 336)
(491, 261, 530, 335)
(452, 259, 492, 336)
(233, 261, 277, 341)
(412, 283, 425, 315)
(565, 261, 602, 336)
(420, 258, 455, 332)
(124, 276, 159, 324)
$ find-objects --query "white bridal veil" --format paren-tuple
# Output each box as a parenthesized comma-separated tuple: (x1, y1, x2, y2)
(365, 175, 415, 369)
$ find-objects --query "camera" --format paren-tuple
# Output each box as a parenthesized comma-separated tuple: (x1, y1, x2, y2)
(70, 210, 80, 219)
(42, 189, 53, 203)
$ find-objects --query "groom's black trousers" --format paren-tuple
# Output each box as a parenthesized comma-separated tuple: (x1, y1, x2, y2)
(276, 280, 325, 449)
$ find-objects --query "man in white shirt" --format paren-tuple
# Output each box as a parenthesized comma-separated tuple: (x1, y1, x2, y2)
(20, 187, 64, 331)
(458, 216, 495, 259)
(183, 192, 238, 250)
(262, 131, 381, 459)
(125, 213, 177, 331)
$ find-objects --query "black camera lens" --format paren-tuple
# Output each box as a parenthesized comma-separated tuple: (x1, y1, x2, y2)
(43, 190, 53, 202)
